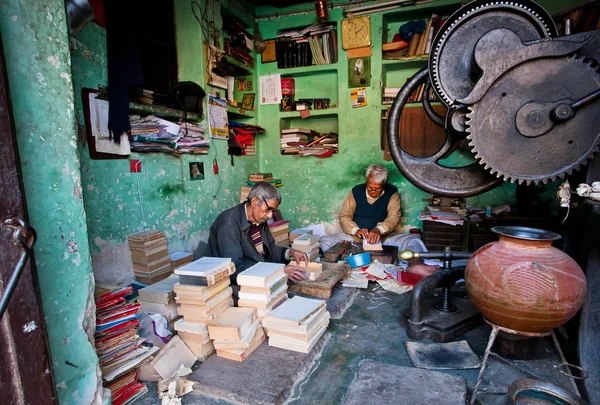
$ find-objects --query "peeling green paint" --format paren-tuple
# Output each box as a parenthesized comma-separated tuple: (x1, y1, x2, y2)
(1, 0, 103, 404)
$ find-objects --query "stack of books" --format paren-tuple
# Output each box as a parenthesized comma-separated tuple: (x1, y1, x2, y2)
(138, 274, 180, 323)
(95, 286, 158, 403)
(289, 261, 323, 281)
(263, 296, 330, 353)
(229, 121, 266, 157)
(269, 220, 290, 247)
(170, 252, 193, 270)
(249, 173, 273, 183)
(240, 186, 252, 203)
(237, 262, 288, 321)
(128, 230, 172, 285)
(208, 307, 265, 362)
(290, 229, 313, 244)
(383, 87, 401, 105)
(292, 233, 321, 261)
(172, 257, 236, 360)
(280, 128, 338, 156)
(247, 178, 283, 188)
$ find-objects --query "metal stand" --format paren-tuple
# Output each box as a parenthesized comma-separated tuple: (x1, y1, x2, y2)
(398, 248, 481, 342)
(470, 318, 585, 405)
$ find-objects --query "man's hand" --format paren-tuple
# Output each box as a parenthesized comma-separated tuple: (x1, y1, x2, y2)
(289, 249, 309, 266)
(367, 228, 381, 244)
(284, 265, 306, 283)
(356, 228, 369, 239)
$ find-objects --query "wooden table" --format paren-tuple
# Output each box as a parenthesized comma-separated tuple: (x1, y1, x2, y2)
(287, 262, 351, 299)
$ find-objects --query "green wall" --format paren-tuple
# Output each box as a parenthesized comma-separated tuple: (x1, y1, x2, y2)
(0, 1, 104, 404)
(254, 0, 580, 231)
(71, 0, 259, 285)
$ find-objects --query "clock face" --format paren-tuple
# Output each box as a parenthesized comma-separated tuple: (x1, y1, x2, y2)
(342, 16, 371, 50)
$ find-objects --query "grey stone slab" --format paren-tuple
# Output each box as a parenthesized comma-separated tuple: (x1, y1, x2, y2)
(342, 360, 467, 405)
(406, 340, 481, 370)
(187, 332, 331, 405)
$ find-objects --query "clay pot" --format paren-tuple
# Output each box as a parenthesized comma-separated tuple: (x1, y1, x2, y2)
(465, 226, 587, 332)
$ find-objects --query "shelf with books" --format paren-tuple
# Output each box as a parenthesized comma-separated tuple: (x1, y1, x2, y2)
(275, 22, 338, 70)
(279, 116, 339, 157)
(224, 54, 254, 76)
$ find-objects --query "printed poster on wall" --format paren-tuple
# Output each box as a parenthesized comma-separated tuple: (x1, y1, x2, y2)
(207, 95, 229, 139)
(260, 73, 282, 105)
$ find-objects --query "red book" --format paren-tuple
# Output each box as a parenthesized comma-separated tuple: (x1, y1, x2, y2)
(396, 271, 425, 286)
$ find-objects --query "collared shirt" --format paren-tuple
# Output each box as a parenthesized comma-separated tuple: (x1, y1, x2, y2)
(339, 189, 401, 236)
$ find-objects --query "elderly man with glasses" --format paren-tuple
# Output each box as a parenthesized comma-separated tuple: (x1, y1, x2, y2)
(321, 164, 437, 276)
(207, 182, 309, 285)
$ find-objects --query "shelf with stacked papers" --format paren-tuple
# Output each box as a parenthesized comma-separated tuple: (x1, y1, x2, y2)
(279, 108, 338, 118)
(227, 104, 256, 118)
(128, 100, 202, 122)
(382, 56, 428, 65)
(224, 54, 254, 76)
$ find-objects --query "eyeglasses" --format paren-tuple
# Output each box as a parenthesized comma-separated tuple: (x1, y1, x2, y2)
(261, 196, 275, 213)
(366, 186, 384, 193)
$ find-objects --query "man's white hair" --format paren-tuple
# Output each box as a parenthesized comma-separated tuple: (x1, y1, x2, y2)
(366, 164, 388, 184)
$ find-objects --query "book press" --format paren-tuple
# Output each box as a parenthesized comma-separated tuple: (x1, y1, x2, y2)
(386, 0, 600, 402)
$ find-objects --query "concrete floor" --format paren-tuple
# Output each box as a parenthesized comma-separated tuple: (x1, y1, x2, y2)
(135, 284, 574, 404)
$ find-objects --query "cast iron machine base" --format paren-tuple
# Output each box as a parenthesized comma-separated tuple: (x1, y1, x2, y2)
(398, 248, 481, 342)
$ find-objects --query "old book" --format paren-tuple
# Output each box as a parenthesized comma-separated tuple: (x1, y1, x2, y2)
(175, 257, 231, 278)
(268, 324, 327, 353)
(177, 262, 236, 287)
(263, 296, 326, 327)
(268, 312, 330, 342)
(128, 229, 163, 241)
(238, 290, 287, 310)
(239, 274, 287, 295)
(288, 261, 322, 281)
(133, 256, 172, 272)
(174, 278, 230, 302)
(150, 335, 197, 379)
(291, 241, 320, 253)
(293, 233, 320, 246)
(362, 239, 383, 251)
(177, 298, 233, 324)
(177, 330, 211, 346)
(177, 287, 233, 310)
(139, 301, 178, 319)
(138, 275, 179, 304)
(216, 327, 265, 362)
(174, 318, 208, 335)
(281, 128, 311, 134)
(238, 283, 287, 302)
(237, 262, 285, 287)
(131, 246, 169, 265)
(181, 339, 215, 361)
(135, 269, 173, 285)
(170, 251, 193, 269)
(103, 346, 159, 382)
(213, 319, 261, 350)
(207, 307, 257, 341)
(264, 305, 327, 334)
(129, 240, 168, 252)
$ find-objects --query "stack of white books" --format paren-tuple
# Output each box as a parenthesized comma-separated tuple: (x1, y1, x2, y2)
(291, 233, 321, 261)
(237, 262, 288, 321)
(263, 296, 330, 353)
(208, 307, 265, 362)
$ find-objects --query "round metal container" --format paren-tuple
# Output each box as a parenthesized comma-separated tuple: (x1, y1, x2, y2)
(508, 378, 589, 405)
(345, 252, 371, 268)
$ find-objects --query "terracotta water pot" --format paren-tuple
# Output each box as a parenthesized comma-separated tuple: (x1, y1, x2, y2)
(465, 226, 587, 332)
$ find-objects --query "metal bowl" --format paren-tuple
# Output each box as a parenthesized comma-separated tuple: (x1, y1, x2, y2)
(508, 378, 589, 405)
(345, 252, 371, 268)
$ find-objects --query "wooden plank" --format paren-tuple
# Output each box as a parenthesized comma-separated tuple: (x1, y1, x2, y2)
(287, 263, 350, 299)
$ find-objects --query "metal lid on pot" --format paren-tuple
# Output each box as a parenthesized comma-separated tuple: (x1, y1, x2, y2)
(492, 226, 561, 241)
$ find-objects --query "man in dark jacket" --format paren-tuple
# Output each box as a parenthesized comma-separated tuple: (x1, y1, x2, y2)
(208, 182, 308, 283)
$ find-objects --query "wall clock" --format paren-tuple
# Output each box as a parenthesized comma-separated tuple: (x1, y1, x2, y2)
(341, 16, 371, 50)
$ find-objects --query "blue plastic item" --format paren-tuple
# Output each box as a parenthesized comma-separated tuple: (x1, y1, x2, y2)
(345, 252, 372, 268)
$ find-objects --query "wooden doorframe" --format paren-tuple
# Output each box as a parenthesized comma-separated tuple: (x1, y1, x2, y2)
(0, 32, 57, 405)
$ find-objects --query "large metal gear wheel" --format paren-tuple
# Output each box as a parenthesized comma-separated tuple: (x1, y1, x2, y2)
(429, 0, 556, 109)
(466, 56, 600, 185)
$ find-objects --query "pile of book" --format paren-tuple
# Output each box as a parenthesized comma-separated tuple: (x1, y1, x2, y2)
(208, 307, 265, 362)
(229, 122, 265, 156)
(224, 22, 254, 67)
(173, 257, 236, 360)
(281, 128, 338, 157)
(130, 116, 210, 155)
(276, 23, 338, 68)
(290, 229, 312, 244)
(138, 274, 180, 323)
(237, 262, 288, 321)
(128, 230, 172, 285)
(269, 220, 290, 247)
(95, 286, 158, 404)
(247, 178, 283, 188)
(249, 173, 273, 182)
(292, 233, 321, 261)
(263, 296, 330, 353)
(170, 252, 193, 270)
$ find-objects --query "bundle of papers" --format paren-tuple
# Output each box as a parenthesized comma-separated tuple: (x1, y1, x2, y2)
(237, 262, 288, 321)
(263, 296, 330, 353)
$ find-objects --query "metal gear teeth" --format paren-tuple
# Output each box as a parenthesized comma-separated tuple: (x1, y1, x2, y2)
(430, 1, 555, 109)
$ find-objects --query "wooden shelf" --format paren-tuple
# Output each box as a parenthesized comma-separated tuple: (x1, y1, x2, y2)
(279, 108, 338, 118)
(128, 101, 202, 122)
(227, 104, 256, 118)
